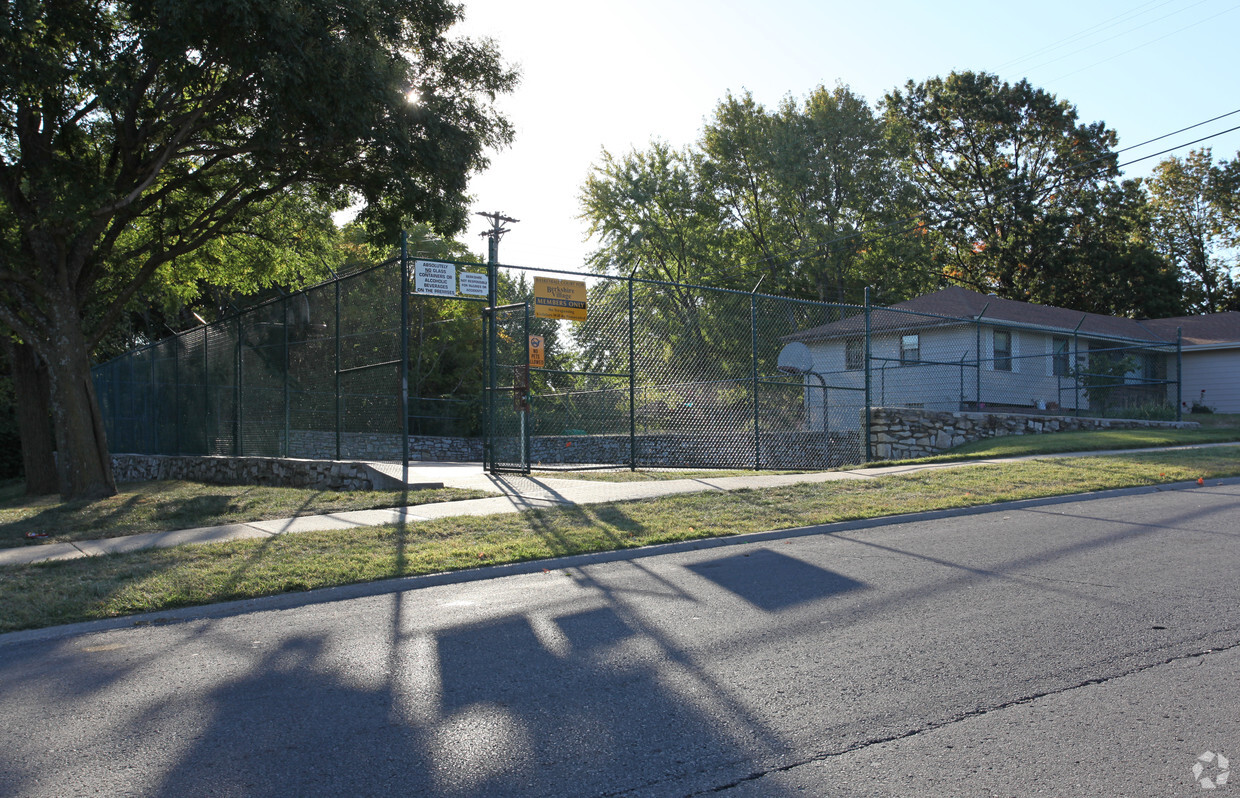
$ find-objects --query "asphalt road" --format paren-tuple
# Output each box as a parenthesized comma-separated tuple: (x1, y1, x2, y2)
(2, 481, 1238, 797)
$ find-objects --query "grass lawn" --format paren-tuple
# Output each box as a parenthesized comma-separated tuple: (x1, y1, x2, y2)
(1185, 412, 1240, 429)
(2, 445, 1237, 634)
(938, 425, 1240, 459)
(0, 480, 488, 548)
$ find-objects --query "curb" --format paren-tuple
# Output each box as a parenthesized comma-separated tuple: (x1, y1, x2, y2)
(3, 475, 1237, 648)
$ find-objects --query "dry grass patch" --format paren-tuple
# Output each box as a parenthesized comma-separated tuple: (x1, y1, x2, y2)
(0, 480, 487, 547)
(2, 446, 1237, 634)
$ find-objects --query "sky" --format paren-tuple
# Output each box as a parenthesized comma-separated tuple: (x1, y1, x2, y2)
(448, 0, 1240, 268)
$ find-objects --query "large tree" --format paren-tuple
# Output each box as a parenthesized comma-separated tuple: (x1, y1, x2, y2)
(1146, 148, 1239, 313)
(0, 0, 516, 498)
(696, 86, 931, 302)
(1037, 179, 1182, 318)
(883, 71, 1123, 304)
(581, 86, 933, 305)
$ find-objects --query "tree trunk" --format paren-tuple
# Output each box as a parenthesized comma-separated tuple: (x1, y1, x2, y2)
(44, 307, 116, 501)
(7, 340, 60, 496)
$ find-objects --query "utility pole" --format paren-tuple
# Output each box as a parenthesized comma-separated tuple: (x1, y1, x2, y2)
(475, 211, 517, 474)
(475, 211, 519, 266)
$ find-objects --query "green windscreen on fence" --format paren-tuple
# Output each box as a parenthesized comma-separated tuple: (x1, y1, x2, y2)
(93, 247, 1183, 474)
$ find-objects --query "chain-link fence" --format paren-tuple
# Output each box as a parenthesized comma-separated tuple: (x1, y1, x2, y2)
(784, 302, 1181, 429)
(94, 245, 1183, 475)
(484, 266, 866, 472)
(94, 255, 487, 463)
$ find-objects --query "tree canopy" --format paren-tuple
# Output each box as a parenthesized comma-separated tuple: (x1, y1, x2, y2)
(1, 0, 516, 498)
(1146, 148, 1240, 313)
(581, 84, 936, 305)
(582, 71, 1203, 322)
(883, 71, 1133, 305)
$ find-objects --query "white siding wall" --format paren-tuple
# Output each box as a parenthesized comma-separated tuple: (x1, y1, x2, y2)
(806, 325, 1087, 414)
(1180, 349, 1240, 413)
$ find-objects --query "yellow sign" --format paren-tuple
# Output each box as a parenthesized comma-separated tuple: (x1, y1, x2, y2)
(528, 335, 545, 368)
(533, 276, 587, 321)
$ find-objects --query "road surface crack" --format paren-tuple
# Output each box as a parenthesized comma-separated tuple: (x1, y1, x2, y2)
(683, 638, 1240, 796)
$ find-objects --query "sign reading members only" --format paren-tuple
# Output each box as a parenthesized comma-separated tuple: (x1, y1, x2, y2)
(533, 276, 588, 321)
(414, 260, 490, 298)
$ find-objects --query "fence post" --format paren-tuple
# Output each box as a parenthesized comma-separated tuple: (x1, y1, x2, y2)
(750, 290, 761, 470)
(1176, 327, 1183, 421)
(148, 345, 156, 454)
(283, 293, 290, 458)
(173, 335, 180, 456)
(1073, 315, 1084, 417)
(975, 303, 988, 408)
(235, 314, 242, 456)
(864, 287, 872, 462)
(958, 352, 965, 411)
(523, 298, 531, 470)
(400, 232, 410, 482)
(974, 317, 980, 407)
(628, 273, 636, 471)
(335, 277, 342, 461)
(204, 328, 210, 455)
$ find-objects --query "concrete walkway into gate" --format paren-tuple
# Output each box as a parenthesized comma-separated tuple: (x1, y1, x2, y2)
(2, 443, 1236, 568)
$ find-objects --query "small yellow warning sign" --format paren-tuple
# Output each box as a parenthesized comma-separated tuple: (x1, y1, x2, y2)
(533, 276, 587, 321)
(528, 335, 545, 368)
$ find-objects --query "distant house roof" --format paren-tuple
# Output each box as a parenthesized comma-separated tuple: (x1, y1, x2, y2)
(1139, 312, 1240, 348)
(786, 286, 1170, 344)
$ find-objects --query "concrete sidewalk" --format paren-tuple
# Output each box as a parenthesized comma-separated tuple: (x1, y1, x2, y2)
(3, 442, 1235, 567)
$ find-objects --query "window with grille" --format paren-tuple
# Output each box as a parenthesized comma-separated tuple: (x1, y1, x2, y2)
(993, 330, 1012, 371)
(845, 337, 864, 370)
(1053, 336, 1070, 376)
(900, 333, 920, 364)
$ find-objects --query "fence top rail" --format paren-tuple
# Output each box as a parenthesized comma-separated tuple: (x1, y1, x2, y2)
(873, 303, 1177, 348)
(487, 260, 858, 310)
(92, 255, 406, 371)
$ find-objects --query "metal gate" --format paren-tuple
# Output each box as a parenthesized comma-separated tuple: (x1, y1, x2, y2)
(480, 265, 868, 474)
(483, 302, 532, 473)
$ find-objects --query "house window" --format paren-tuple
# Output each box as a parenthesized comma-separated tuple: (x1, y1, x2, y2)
(845, 338, 864, 371)
(900, 333, 920, 364)
(1052, 337, 1070, 376)
(1140, 352, 1166, 381)
(993, 330, 1012, 371)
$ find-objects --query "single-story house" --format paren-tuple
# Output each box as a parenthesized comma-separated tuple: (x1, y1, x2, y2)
(1141, 312, 1240, 413)
(781, 286, 1240, 423)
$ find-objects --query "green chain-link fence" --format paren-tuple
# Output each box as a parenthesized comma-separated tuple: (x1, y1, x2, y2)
(93, 243, 1183, 474)
(94, 254, 486, 463)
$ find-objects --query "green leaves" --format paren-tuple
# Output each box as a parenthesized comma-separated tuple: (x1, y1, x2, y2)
(1146, 148, 1239, 313)
(883, 71, 1120, 303)
(1, 0, 517, 328)
(0, 0, 516, 499)
(581, 85, 931, 304)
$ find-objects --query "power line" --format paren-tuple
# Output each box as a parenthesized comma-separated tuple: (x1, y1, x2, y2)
(595, 109, 1240, 287)
(992, 0, 1175, 70)
(1013, 0, 1217, 76)
(1115, 108, 1240, 155)
(746, 111, 1240, 271)
(1041, 2, 1240, 84)
(1117, 122, 1240, 168)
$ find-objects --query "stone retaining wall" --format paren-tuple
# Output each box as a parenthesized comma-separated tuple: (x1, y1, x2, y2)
(525, 432, 842, 470)
(115, 408, 1198, 488)
(869, 407, 1198, 461)
(289, 430, 845, 468)
(111, 454, 407, 491)
(288, 431, 483, 462)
